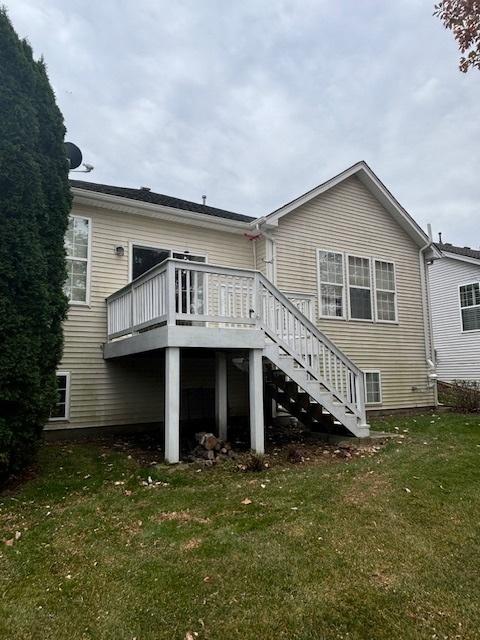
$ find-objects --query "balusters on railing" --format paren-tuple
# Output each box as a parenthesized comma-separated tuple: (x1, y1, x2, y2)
(257, 274, 365, 422)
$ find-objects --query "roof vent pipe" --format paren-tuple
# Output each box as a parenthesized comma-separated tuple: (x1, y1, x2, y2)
(438, 232, 442, 243)
(202, 195, 207, 205)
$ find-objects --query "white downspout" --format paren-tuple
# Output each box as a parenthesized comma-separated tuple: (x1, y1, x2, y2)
(419, 224, 438, 405)
(256, 222, 276, 284)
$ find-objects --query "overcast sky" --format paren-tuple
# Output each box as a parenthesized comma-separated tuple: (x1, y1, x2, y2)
(6, 0, 480, 244)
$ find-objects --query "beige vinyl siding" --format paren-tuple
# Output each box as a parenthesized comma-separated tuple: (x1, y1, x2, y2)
(50, 202, 253, 430)
(273, 175, 434, 409)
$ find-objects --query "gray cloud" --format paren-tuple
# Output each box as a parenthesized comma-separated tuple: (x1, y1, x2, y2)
(7, 0, 480, 245)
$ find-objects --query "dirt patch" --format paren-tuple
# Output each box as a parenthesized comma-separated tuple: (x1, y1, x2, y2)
(371, 569, 397, 590)
(154, 511, 210, 525)
(182, 537, 202, 551)
(343, 471, 390, 506)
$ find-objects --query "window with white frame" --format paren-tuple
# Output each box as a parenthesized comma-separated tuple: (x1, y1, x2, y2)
(317, 250, 344, 317)
(348, 255, 372, 320)
(364, 371, 382, 404)
(375, 260, 397, 322)
(65, 216, 90, 303)
(50, 372, 70, 420)
(459, 282, 480, 331)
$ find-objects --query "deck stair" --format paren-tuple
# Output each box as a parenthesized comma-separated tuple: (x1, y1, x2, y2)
(106, 258, 369, 438)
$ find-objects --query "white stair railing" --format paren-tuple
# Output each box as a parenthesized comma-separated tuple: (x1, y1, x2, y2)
(257, 274, 367, 425)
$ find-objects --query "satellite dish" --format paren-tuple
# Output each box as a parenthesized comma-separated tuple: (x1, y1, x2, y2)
(65, 142, 83, 170)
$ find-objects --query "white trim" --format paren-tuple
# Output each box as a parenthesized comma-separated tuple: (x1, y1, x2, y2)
(128, 240, 208, 282)
(346, 253, 374, 322)
(372, 258, 399, 324)
(364, 369, 382, 405)
(49, 371, 71, 421)
(262, 161, 431, 249)
(442, 250, 480, 267)
(316, 249, 346, 320)
(65, 214, 92, 306)
(458, 281, 480, 333)
(265, 237, 276, 283)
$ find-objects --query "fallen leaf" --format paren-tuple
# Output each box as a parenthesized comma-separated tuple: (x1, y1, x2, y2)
(4, 539, 14, 547)
(405, 487, 411, 493)
(241, 498, 252, 505)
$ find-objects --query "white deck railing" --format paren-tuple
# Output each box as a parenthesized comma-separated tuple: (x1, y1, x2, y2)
(106, 258, 366, 423)
(107, 259, 256, 339)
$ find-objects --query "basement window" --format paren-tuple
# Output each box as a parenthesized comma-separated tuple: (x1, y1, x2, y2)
(50, 372, 70, 421)
(460, 282, 480, 331)
(364, 370, 382, 405)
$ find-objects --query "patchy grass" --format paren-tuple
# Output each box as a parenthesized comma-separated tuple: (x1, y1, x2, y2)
(1, 413, 480, 639)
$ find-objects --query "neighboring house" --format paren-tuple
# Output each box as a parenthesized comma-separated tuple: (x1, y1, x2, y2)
(49, 161, 438, 462)
(429, 242, 480, 382)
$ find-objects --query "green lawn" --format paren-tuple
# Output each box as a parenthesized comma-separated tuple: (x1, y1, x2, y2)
(1, 413, 480, 640)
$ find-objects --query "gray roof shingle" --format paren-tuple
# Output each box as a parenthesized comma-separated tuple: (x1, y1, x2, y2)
(70, 180, 255, 223)
(436, 242, 480, 261)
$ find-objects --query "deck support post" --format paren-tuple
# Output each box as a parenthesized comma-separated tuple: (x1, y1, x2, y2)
(165, 346, 180, 463)
(249, 348, 264, 454)
(215, 351, 228, 440)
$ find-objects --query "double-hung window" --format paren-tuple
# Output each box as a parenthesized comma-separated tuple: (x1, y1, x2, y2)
(317, 250, 344, 318)
(348, 255, 372, 320)
(65, 216, 90, 304)
(374, 260, 397, 322)
(364, 371, 382, 404)
(50, 372, 70, 420)
(459, 282, 480, 331)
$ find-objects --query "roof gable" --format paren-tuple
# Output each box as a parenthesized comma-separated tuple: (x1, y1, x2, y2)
(260, 161, 431, 248)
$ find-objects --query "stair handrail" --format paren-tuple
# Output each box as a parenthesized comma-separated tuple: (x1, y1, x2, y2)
(257, 273, 366, 423)
(257, 274, 363, 376)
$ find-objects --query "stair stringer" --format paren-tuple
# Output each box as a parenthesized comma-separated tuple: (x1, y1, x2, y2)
(264, 343, 370, 438)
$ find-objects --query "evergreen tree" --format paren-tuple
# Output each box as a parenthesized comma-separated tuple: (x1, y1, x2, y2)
(0, 8, 71, 479)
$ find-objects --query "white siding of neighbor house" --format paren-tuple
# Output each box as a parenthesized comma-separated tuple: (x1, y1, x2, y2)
(271, 175, 435, 410)
(429, 256, 480, 381)
(49, 201, 254, 431)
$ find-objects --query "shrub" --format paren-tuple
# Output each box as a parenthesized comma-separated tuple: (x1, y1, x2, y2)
(243, 453, 267, 472)
(438, 380, 480, 413)
(0, 9, 71, 480)
(287, 446, 304, 464)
